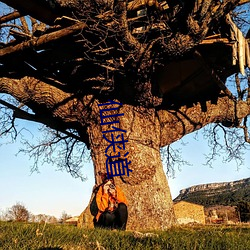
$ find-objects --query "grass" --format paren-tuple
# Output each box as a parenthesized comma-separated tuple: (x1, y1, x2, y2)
(0, 221, 249, 250)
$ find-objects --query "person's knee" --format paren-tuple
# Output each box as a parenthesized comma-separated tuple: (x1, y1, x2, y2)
(103, 211, 114, 220)
(98, 211, 115, 227)
(101, 211, 116, 224)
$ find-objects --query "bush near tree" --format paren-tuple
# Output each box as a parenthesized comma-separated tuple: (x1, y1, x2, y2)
(236, 201, 250, 222)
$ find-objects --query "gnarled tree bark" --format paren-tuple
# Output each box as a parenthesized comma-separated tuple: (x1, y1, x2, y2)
(1, 76, 250, 229)
(1, 0, 250, 230)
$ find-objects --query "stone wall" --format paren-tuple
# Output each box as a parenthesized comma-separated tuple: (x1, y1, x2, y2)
(174, 201, 205, 224)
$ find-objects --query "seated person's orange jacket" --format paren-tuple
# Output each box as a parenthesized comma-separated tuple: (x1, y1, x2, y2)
(95, 185, 127, 222)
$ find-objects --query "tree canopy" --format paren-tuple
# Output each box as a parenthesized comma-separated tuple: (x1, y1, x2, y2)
(0, 0, 250, 175)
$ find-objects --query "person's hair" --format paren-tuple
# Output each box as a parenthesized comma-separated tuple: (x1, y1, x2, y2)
(104, 178, 114, 184)
(99, 172, 115, 184)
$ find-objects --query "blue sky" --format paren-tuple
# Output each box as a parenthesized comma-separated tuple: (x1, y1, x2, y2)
(0, 121, 95, 218)
(0, 119, 249, 218)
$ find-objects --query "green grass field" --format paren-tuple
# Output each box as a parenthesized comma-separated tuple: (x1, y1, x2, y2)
(0, 221, 249, 250)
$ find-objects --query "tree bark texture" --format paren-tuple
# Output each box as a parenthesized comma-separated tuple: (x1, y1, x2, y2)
(1, 77, 250, 229)
(77, 98, 250, 230)
(78, 101, 176, 230)
(1, 0, 250, 230)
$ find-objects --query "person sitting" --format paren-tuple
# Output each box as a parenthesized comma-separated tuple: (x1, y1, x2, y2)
(95, 173, 128, 230)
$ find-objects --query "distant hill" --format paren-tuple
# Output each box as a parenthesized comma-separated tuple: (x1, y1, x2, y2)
(174, 178, 250, 207)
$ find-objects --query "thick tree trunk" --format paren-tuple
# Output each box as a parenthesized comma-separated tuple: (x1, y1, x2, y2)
(1, 77, 250, 230)
(78, 158, 175, 230)
(78, 102, 176, 230)
(1, 0, 250, 232)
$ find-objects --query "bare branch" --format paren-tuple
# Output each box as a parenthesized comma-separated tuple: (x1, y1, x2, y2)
(235, 73, 242, 100)
(203, 123, 249, 167)
(0, 22, 87, 58)
(1, 0, 60, 25)
(19, 127, 89, 180)
(0, 11, 22, 24)
(0, 97, 18, 140)
(161, 143, 191, 178)
(19, 16, 29, 34)
(240, 116, 250, 143)
(9, 29, 31, 40)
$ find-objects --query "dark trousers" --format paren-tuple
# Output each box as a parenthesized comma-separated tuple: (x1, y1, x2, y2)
(97, 203, 128, 230)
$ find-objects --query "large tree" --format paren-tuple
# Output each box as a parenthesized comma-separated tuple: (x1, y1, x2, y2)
(0, 0, 249, 230)
(6, 202, 30, 222)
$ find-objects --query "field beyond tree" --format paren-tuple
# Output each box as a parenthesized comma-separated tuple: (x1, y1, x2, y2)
(0, 221, 249, 250)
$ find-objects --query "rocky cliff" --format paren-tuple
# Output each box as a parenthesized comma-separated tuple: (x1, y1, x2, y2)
(174, 178, 250, 206)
